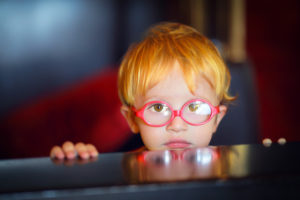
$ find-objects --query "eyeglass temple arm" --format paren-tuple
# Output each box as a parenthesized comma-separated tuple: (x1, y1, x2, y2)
(215, 106, 220, 114)
(131, 107, 142, 118)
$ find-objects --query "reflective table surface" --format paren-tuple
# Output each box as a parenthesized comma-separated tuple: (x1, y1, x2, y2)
(1, 143, 300, 199)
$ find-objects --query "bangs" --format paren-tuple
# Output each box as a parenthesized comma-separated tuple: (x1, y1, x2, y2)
(135, 36, 219, 95)
(125, 40, 178, 104)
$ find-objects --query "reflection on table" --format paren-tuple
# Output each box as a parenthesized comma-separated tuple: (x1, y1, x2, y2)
(123, 145, 258, 183)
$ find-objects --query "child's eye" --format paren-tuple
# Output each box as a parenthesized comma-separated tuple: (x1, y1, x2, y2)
(149, 104, 168, 112)
(188, 103, 200, 112)
(187, 102, 211, 115)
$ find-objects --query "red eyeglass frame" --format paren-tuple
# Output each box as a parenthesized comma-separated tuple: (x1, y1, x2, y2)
(132, 99, 220, 127)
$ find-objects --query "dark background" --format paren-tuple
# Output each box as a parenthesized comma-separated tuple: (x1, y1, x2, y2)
(0, 0, 299, 158)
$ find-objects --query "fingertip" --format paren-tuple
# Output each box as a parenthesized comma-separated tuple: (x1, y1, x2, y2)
(56, 152, 65, 160)
(66, 151, 76, 160)
(91, 150, 98, 158)
(63, 141, 75, 152)
(86, 144, 99, 158)
(79, 152, 89, 160)
(50, 146, 65, 160)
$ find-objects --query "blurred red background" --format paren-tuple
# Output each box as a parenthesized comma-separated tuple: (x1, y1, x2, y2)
(246, 0, 300, 142)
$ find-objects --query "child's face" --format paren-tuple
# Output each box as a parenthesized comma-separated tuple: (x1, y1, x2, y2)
(121, 61, 227, 150)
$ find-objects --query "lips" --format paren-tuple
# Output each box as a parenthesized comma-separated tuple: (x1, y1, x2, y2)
(164, 140, 192, 149)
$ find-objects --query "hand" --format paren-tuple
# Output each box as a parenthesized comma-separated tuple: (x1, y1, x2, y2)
(50, 141, 98, 160)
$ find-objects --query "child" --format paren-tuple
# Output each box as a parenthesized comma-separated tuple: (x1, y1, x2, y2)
(50, 22, 235, 160)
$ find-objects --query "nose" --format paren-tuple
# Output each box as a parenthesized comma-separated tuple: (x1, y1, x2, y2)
(166, 116, 188, 133)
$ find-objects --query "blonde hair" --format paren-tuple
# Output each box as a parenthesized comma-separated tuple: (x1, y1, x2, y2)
(118, 22, 235, 106)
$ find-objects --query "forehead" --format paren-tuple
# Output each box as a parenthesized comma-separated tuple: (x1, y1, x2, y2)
(135, 63, 219, 106)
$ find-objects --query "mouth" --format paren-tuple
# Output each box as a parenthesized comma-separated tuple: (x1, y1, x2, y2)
(164, 140, 192, 149)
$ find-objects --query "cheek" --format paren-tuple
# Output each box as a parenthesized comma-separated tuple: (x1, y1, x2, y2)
(138, 123, 166, 149)
(190, 122, 216, 146)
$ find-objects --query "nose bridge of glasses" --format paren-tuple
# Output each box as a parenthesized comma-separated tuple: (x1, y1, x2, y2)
(173, 110, 181, 117)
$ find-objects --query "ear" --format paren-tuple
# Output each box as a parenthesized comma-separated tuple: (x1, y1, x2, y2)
(212, 105, 227, 133)
(120, 105, 140, 134)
